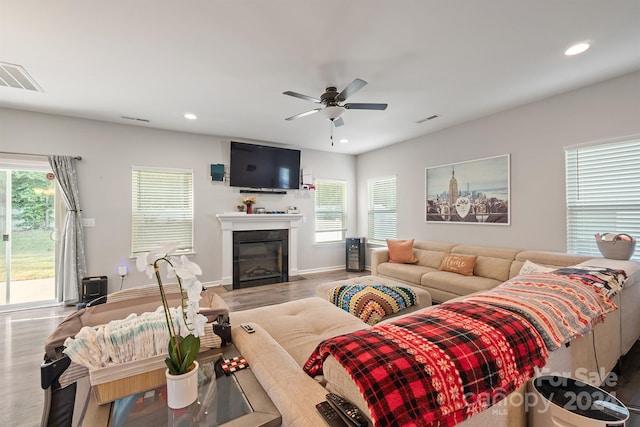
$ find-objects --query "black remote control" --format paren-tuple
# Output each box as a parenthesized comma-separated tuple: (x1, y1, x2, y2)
(316, 401, 349, 427)
(326, 393, 368, 427)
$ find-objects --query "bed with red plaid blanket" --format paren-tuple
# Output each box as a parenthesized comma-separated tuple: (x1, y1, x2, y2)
(304, 301, 548, 426)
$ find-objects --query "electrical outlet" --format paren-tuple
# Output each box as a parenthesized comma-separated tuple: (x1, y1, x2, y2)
(82, 218, 95, 227)
(118, 265, 127, 276)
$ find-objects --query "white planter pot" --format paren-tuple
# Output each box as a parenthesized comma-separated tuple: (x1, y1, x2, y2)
(165, 361, 199, 409)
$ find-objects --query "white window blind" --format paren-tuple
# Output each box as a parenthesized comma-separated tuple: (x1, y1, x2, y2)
(565, 138, 640, 261)
(368, 176, 397, 243)
(132, 167, 194, 254)
(314, 179, 347, 243)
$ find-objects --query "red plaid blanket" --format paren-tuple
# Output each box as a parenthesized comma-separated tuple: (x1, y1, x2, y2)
(304, 301, 548, 426)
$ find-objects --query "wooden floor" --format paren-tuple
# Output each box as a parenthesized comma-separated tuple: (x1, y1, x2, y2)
(1, 269, 638, 427)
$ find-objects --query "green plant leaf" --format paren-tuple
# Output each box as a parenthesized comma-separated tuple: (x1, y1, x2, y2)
(179, 335, 200, 373)
(165, 356, 180, 375)
(165, 334, 200, 375)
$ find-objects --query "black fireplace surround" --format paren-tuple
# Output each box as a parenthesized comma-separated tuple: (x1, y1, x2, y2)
(233, 229, 289, 289)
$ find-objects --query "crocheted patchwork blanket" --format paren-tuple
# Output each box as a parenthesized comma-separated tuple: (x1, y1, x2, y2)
(304, 301, 548, 427)
(328, 284, 418, 325)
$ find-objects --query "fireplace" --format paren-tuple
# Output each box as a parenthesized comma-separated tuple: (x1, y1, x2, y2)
(233, 229, 288, 288)
(216, 213, 303, 287)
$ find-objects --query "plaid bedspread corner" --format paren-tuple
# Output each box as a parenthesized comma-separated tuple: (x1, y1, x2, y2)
(304, 301, 548, 426)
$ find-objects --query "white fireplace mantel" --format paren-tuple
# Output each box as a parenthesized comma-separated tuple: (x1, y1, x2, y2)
(216, 213, 304, 286)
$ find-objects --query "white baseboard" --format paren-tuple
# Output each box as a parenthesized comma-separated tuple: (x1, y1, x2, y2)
(296, 265, 371, 276)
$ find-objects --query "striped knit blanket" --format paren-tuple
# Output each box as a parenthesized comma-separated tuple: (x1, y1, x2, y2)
(328, 284, 418, 325)
(465, 267, 624, 350)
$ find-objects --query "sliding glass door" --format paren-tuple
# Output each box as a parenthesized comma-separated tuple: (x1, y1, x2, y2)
(0, 159, 57, 310)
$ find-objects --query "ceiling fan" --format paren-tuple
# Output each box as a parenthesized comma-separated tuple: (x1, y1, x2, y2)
(283, 78, 387, 127)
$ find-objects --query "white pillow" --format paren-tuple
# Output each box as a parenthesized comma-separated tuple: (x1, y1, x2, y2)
(519, 260, 554, 275)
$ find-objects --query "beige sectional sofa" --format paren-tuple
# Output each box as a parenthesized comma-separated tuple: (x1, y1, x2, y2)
(231, 243, 640, 427)
(371, 240, 592, 303)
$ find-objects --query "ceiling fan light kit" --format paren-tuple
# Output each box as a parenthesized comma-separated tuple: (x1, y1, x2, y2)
(322, 105, 344, 120)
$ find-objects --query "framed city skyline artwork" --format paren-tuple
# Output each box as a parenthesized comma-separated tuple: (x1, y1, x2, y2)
(425, 154, 510, 225)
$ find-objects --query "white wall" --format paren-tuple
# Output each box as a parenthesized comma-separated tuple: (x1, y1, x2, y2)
(2, 70, 639, 291)
(0, 109, 357, 291)
(357, 70, 640, 257)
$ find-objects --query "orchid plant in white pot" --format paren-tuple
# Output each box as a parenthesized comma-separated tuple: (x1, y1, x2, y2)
(136, 243, 207, 375)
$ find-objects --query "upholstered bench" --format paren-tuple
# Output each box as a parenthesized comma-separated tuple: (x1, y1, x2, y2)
(314, 275, 432, 323)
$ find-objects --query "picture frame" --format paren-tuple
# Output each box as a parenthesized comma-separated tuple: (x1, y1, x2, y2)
(425, 154, 510, 224)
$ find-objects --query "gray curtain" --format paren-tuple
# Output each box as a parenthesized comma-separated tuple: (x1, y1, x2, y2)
(48, 155, 87, 304)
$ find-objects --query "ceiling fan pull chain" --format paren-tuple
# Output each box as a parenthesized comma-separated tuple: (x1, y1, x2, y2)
(330, 121, 334, 146)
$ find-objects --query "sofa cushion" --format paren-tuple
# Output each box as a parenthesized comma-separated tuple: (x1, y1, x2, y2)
(452, 245, 520, 282)
(377, 262, 437, 284)
(386, 239, 418, 263)
(413, 248, 447, 269)
(413, 240, 457, 253)
(231, 323, 329, 427)
(439, 254, 477, 276)
(422, 271, 502, 296)
(231, 297, 368, 367)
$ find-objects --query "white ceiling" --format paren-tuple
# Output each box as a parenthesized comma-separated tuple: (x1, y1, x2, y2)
(1, 1, 639, 155)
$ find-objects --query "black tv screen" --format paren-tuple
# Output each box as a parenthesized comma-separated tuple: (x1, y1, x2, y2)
(229, 141, 301, 190)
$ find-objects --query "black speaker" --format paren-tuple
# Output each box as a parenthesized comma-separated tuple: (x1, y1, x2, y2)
(346, 237, 365, 272)
(81, 276, 108, 305)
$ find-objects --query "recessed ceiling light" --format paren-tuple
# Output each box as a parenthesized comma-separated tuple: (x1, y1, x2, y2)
(184, 113, 198, 120)
(339, 139, 348, 144)
(565, 42, 590, 56)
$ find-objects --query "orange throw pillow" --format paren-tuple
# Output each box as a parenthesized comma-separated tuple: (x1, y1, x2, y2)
(439, 254, 477, 276)
(386, 239, 418, 264)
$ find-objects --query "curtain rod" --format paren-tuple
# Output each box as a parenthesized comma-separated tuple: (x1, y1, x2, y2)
(0, 151, 82, 160)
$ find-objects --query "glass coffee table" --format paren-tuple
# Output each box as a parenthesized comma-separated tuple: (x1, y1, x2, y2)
(83, 345, 280, 427)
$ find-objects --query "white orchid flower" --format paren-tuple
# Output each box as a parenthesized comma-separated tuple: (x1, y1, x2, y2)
(173, 255, 202, 280)
(185, 311, 207, 338)
(183, 279, 203, 303)
(136, 243, 180, 278)
(135, 253, 155, 279)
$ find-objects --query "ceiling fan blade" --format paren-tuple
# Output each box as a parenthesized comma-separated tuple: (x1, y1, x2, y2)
(332, 116, 344, 127)
(344, 103, 388, 110)
(335, 78, 367, 102)
(283, 91, 322, 103)
(285, 108, 322, 121)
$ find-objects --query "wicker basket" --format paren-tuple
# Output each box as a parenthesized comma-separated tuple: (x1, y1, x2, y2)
(596, 233, 637, 260)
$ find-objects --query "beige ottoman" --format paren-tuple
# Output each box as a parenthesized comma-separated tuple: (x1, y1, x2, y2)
(315, 275, 432, 322)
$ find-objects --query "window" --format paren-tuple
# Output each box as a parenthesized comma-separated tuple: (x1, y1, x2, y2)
(565, 138, 640, 260)
(314, 179, 347, 243)
(367, 176, 397, 243)
(132, 167, 194, 254)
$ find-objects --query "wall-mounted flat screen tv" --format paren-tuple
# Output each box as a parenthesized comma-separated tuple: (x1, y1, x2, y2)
(229, 141, 301, 190)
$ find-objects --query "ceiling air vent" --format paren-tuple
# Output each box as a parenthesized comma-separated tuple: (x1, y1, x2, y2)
(0, 62, 43, 92)
(121, 116, 150, 123)
(417, 114, 440, 124)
